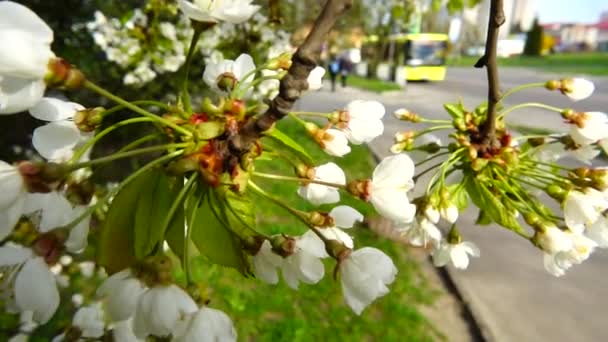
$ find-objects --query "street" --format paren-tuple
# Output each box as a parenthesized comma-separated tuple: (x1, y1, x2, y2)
(298, 66, 608, 341)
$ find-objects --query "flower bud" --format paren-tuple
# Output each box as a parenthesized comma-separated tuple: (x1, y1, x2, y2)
(393, 108, 421, 123)
(73, 107, 105, 132)
(394, 131, 415, 143)
(346, 179, 371, 201)
(45, 58, 85, 89)
(546, 184, 567, 202)
(267, 52, 293, 70)
(18, 161, 67, 193)
(307, 211, 334, 227)
(270, 235, 296, 257)
(216, 72, 238, 92)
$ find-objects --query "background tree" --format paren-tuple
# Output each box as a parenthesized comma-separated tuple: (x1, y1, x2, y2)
(524, 17, 544, 56)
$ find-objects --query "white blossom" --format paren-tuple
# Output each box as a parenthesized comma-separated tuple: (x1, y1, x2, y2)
(397, 216, 442, 247)
(0, 244, 59, 324)
(173, 307, 237, 342)
(340, 100, 385, 144)
(29, 98, 87, 161)
(112, 319, 143, 342)
(281, 231, 328, 289)
(0, 1, 54, 114)
(306, 66, 325, 91)
(368, 154, 416, 223)
(543, 232, 596, 277)
(563, 188, 608, 234)
(340, 247, 397, 315)
(432, 240, 480, 269)
(537, 226, 573, 254)
(252, 240, 283, 285)
(203, 54, 255, 92)
(72, 303, 105, 338)
(319, 129, 351, 157)
(178, 0, 260, 24)
(316, 206, 364, 249)
(569, 112, 608, 146)
(585, 218, 608, 248)
(133, 285, 198, 338)
(0, 161, 26, 240)
(298, 162, 346, 205)
(561, 78, 594, 101)
(439, 203, 459, 224)
(97, 269, 146, 322)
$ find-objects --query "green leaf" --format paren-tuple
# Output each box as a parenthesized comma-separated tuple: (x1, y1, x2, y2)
(196, 121, 225, 140)
(134, 171, 183, 259)
(446, 184, 469, 211)
(464, 171, 524, 233)
(475, 210, 492, 225)
(265, 128, 313, 164)
(98, 171, 151, 274)
(188, 186, 251, 275)
(165, 201, 186, 260)
(443, 103, 465, 120)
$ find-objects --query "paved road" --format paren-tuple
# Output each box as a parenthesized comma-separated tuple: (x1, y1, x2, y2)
(298, 67, 608, 342)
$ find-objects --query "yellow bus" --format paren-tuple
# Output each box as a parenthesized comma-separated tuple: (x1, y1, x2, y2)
(396, 33, 448, 81)
(361, 33, 448, 83)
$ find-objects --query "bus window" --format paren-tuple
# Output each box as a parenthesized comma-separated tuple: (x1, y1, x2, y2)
(404, 40, 447, 66)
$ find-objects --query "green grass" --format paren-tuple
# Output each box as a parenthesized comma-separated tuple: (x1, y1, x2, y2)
(348, 75, 403, 93)
(191, 118, 443, 341)
(449, 53, 608, 76)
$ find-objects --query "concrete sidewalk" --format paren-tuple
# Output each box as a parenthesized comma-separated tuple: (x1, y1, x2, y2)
(298, 72, 608, 341)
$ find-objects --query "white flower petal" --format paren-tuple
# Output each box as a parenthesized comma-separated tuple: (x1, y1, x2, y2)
(252, 241, 282, 285)
(29, 97, 83, 121)
(233, 53, 256, 84)
(15, 257, 59, 324)
(178, 0, 217, 22)
(0, 77, 45, 114)
(0, 2, 53, 43)
(98, 270, 146, 322)
(307, 66, 325, 91)
(0, 244, 33, 266)
(0, 30, 53, 79)
(0, 196, 25, 240)
(0, 161, 24, 210)
(329, 205, 363, 228)
(173, 307, 237, 342)
(33, 121, 81, 160)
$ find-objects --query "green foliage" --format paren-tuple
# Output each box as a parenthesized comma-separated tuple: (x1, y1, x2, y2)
(188, 185, 252, 275)
(134, 171, 183, 259)
(348, 75, 402, 93)
(97, 169, 150, 274)
(524, 18, 544, 56)
(463, 170, 524, 234)
(266, 128, 314, 164)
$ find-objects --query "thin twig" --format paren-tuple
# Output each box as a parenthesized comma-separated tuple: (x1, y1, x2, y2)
(475, 0, 505, 149)
(228, 0, 353, 155)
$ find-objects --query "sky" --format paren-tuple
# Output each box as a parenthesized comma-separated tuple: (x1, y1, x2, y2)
(537, 0, 608, 24)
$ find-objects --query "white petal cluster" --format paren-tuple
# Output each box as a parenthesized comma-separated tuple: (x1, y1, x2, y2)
(368, 154, 417, 223)
(253, 231, 328, 289)
(203, 54, 256, 92)
(397, 215, 442, 247)
(432, 241, 480, 269)
(0, 244, 59, 324)
(0, 1, 54, 114)
(569, 112, 608, 146)
(29, 97, 89, 161)
(319, 129, 351, 157)
(339, 247, 397, 315)
(298, 162, 346, 205)
(316, 206, 363, 249)
(563, 189, 608, 234)
(560, 78, 594, 101)
(133, 285, 198, 338)
(340, 100, 385, 144)
(173, 307, 237, 342)
(85, 10, 191, 86)
(98, 269, 236, 340)
(178, 0, 260, 24)
(72, 303, 105, 338)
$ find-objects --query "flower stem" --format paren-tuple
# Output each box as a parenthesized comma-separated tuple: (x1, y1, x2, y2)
(68, 143, 190, 171)
(414, 151, 450, 167)
(289, 111, 332, 119)
(84, 80, 192, 137)
(101, 100, 171, 118)
(182, 28, 204, 114)
(498, 82, 546, 104)
(70, 117, 158, 163)
(252, 172, 346, 189)
(248, 181, 309, 222)
(499, 102, 563, 118)
(115, 134, 165, 154)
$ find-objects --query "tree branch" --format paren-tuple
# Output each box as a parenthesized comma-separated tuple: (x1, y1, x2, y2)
(228, 0, 353, 155)
(475, 0, 505, 149)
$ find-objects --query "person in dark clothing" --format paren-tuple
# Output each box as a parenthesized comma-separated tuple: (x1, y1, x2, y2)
(328, 56, 341, 92)
(339, 56, 352, 88)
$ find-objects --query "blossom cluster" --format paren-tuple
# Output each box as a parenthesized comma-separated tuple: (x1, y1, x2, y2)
(85, 8, 193, 85)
